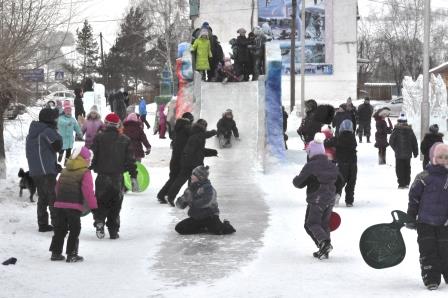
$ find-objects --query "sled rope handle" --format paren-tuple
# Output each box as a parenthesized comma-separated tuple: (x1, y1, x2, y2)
(391, 210, 413, 228)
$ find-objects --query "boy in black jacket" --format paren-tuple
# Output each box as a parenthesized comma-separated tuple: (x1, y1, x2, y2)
(216, 109, 239, 148)
(325, 119, 358, 207)
(420, 124, 444, 169)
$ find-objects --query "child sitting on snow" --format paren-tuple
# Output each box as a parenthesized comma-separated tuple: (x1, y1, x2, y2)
(293, 135, 341, 259)
(406, 143, 448, 291)
(216, 109, 239, 148)
(175, 165, 236, 235)
(50, 146, 97, 263)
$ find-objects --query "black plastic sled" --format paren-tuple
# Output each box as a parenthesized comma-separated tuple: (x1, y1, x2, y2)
(359, 210, 413, 269)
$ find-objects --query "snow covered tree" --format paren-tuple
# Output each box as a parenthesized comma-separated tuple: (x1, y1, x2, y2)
(76, 20, 99, 80)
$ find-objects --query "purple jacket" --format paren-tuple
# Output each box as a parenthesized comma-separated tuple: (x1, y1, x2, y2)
(293, 154, 340, 205)
(408, 165, 448, 226)
(82, 113, 104, 148)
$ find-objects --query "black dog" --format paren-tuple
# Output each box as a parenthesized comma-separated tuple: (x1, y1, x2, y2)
(18, 168, 36, 202)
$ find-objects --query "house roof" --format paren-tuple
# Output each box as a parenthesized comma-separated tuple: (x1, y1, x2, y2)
(430, 62, 448, 74)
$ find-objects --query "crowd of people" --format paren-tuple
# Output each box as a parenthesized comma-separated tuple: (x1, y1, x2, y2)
(26, 84, 239, 263)
(295, 97, 447, 289)
(191, 21, 269, 82)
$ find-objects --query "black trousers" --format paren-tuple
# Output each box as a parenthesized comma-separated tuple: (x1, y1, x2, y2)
(139, 114, 150, 129)
(378, 147, 387, 164)
(337, 162, 357, 204)
(166, 166, 194, 203)
(58, 149, 72, 163)
(304, 203, 332, 246)
(175, 215, 234, 235)
(94, 174, 124, 234)
(357, 121, 371, 138)
(157, 163, 180, 201)
(49, 208, 81, 255)
(33, 175, 57, 228)
(417, 223, 448, 286)
(395, 158, 411, 187)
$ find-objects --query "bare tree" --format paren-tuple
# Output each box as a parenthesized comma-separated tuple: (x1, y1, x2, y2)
(0, 0, 74, 178)
(138, 0, 190, 75)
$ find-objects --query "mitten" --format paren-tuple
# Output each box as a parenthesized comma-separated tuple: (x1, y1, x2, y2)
(145, 148, 151, 155)
(131, 178, 139, 192)
(405, 222, 417, 230)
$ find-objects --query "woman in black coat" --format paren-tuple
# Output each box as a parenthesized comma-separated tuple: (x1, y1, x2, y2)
(74, 88, 85, 120)
(165, 119, 217, 206)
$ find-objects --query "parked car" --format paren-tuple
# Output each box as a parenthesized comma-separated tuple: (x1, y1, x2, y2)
(42, 90, 75, 108)
(373, 97, 403, 117)
(3, 102, 27, 120)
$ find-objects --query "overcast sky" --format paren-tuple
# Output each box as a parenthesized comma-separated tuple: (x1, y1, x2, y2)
(68, 0, 448, 53)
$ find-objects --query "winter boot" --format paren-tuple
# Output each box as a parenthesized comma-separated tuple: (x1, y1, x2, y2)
(366, 136, 371, 143)
(109, 230, 120, 239)
(66, 254, 84, 263)
(39, 225, 54, 232)
(313, 251, 328, 259)
(358, 136, 362, 143)
(426, 283, 439, 291)
(95, 222, 105, 239)
(314, 240, 333, 260)
(158, 195, 168, 204)
(50, 253, 65, 261)
(221, 219, 236, 234)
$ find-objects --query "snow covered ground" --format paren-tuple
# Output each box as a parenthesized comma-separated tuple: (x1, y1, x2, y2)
(1, 89, 447, 297)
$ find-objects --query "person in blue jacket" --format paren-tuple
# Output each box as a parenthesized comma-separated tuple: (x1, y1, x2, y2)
(57, 101, 82, 164)
(138, 97, 150, 129)
(26, 108, 63, 232)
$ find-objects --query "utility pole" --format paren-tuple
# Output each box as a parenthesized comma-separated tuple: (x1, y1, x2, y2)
(290, 0, 297, 113)
(300, 0, 306, 117)
(421, 0, 430, 146)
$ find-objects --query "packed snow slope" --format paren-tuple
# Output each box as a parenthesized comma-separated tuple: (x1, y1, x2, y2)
(152, 81, 269, 285)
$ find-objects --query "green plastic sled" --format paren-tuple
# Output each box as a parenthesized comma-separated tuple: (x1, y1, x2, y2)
(123, 162, 150, 192)
(359, 210, 413, 269)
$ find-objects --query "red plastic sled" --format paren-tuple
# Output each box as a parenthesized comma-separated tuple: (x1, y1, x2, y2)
(329, 211, 341, 232)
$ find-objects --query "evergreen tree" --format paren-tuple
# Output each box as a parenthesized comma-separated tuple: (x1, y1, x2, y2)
(76, 20, 99, 80)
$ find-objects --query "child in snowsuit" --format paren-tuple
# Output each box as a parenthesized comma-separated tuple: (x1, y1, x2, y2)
(123, 113, 151, 162)
(321, 125, 335, 161)
(157, 104, 167, 139)
(191, 29, 212, 81)
(90, 113, 137, 239)
(373, 108, 393, 165)
(325, 120, 357, 207)
(81, 105, 103, 149)
(389, 113, 418, 189)
(407, 143, 448, 290)
(175, 165, 236, 235)
(216, 109, 239, 148)
(293, 138, 340, 259)
(50, 146, 97, 262)
(421, 124, 444, 169)
(57, 101, 83, 164)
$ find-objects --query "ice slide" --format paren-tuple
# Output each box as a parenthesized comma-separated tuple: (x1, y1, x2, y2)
(152, 81, 270, 285)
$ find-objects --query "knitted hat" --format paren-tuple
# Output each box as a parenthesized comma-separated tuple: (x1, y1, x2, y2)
(126, 113, 139, 122)
(307, 140, 325, 158)
(431, 143, 448, 165)
(196, 118, 208, 129)
(378, 108, 390, 118)
(339, 119, 354, 133)
(397, 112, 407, 123)
(182, 112, 194, 123)
(90, 105, 98, 113)
(105, 113, 120, 127)
(237, 28, 247, 35)
(201, 21, 210, 28)
(39, 108, 59, 124)
(314, 132, 326, 144)
(429, 124, 439, 134)
(192, 165, 210, 181)
(71, 145, 91, 161)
